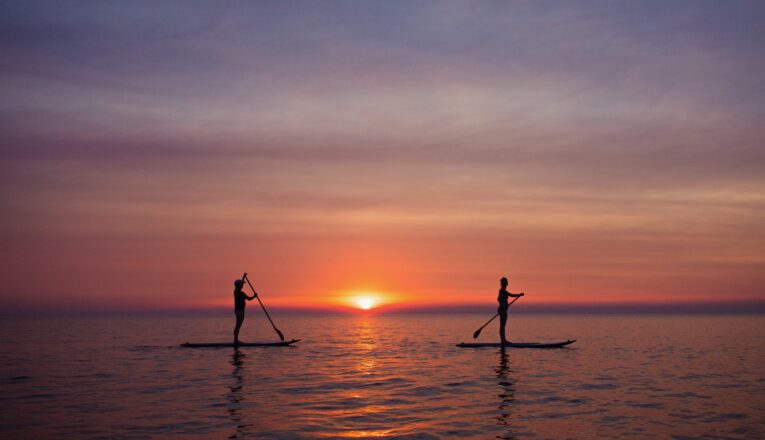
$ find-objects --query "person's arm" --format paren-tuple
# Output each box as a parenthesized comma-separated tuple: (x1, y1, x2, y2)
(246, 291, 258, 301)
(509, 292, 525, 298)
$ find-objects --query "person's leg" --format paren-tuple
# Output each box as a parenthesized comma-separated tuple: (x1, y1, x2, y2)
(234, 311, 244, 344)
(499, 312, 508, 344)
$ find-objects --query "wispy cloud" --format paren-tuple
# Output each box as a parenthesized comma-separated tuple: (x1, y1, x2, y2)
(1, 1, 764, 310)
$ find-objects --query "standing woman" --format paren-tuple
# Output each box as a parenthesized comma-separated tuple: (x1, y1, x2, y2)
(233, 278, 257, 345)
(498, 277, 524, 344)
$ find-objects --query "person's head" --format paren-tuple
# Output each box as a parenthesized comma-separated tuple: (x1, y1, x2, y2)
(500, 277, 508, 288)
(234, 279, 244, 290)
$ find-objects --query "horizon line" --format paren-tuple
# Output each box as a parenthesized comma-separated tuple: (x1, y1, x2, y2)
(3, 300, 765, 316)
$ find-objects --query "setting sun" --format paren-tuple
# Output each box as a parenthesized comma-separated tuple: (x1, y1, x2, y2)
(354, 295, 378, 310)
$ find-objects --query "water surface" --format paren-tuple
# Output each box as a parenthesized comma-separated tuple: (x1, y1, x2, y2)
(2, 313, 764, 438)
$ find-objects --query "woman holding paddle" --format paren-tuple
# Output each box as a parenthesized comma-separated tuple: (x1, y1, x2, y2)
(498, 277, 524, 344)
(233, 278, 257, 345)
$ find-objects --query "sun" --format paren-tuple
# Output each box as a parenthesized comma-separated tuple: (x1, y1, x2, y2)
(354, 295, 378, 310)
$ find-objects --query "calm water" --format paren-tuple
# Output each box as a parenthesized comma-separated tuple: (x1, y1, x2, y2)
(1, 313, 764, 439)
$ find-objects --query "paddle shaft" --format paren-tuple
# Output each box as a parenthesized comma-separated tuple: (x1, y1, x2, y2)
(473, 295, 521, 339)
(242, 272, 285, 341)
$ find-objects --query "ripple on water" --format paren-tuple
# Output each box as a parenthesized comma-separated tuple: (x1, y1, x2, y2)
(1, 314, 764, 439)
(580, 382, 619, 390)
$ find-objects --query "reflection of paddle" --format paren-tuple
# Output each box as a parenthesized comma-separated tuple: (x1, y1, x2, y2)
(472, 295, 522, 339)
(242, 272, 285, 341)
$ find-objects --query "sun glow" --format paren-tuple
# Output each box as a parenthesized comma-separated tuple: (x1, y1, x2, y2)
(354, 295, 378, 310)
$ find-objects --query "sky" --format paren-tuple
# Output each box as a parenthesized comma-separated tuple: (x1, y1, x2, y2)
(1, 1, 764, 312)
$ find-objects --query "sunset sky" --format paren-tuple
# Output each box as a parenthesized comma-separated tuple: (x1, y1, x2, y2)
(1, 1, 764, 312)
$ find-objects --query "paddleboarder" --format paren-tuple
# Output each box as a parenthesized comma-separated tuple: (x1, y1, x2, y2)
(498, 277, 524, 344)
(234, 278, 258, 345)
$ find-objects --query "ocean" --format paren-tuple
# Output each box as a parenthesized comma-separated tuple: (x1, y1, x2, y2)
(1, 313, 764, 439)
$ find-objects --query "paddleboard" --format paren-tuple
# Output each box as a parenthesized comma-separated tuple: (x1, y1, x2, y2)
(457, 339, 575, 348)
(181, 339, 300, 348)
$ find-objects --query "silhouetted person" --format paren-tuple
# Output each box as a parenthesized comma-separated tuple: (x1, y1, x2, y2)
(233, 278, 257, 345)
(498, 277, 524, 344)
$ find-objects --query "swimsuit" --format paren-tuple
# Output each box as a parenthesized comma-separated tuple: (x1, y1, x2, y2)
(234, 290, 246, 311)
(498, 289, 509, 314)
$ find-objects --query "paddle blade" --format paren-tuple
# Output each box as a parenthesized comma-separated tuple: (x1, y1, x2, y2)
(275, 328, 285, 341)
(473, 328, 482, 339)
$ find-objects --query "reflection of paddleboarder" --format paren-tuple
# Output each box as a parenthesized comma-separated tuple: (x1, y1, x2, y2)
(228, 350, 256, 437)
(498, 277, 524, 344)
(234, 278, 257, 345)
(495, 347, 516, 432)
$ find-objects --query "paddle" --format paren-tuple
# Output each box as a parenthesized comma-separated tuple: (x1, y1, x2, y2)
(242, 272, 285, 341)
(472, 295, 522, 339)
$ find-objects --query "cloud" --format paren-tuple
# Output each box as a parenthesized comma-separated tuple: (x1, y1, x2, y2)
(2, 1, 764, 310)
